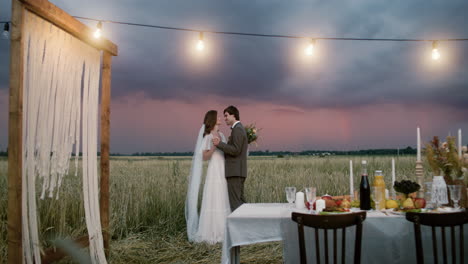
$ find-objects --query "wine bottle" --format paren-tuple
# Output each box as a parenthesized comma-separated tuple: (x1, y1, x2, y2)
(360, 160, 371, 210)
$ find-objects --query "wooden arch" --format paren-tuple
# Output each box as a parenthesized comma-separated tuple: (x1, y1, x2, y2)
(7, 0, 118, 262)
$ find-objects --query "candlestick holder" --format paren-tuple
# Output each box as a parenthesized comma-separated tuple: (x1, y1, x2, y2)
(415, 161, 424, 198)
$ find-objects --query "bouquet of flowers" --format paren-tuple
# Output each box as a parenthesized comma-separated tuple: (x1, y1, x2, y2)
(425, 136, 463, 180)
(245, 124, 261, 145)
(462, 145, 468, 174)
(425, 136, 467, 208)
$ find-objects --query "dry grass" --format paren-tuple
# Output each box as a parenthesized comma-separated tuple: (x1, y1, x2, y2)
(0, 155, 434, 263)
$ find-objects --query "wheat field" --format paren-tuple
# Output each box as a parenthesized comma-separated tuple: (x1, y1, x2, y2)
(0, 155, 436, 263)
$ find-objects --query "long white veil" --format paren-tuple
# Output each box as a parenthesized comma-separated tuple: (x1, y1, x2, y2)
(185, 125, 205, 241)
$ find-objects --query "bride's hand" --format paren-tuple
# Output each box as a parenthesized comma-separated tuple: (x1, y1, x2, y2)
(212, 137, 220, 146)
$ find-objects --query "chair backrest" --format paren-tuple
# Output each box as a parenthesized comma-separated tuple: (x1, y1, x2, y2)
(291, 211, 367, 264)
(405, 212, 468, 264)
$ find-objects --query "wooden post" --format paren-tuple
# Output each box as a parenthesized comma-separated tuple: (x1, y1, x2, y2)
(100, 51, 112, 256)
(7, 0, 25, 263)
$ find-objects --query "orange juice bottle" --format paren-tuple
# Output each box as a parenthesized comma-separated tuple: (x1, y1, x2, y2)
(373, 170, 386, 210)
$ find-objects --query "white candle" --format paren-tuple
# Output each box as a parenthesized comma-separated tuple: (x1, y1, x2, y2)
(315, 199, 325, 213)
(349, 160, 354, 198)
(417, 127, 421, 162)
(296, 192, 305, 209)
(391, 158, 396, 187)
(458, 129, 462, 158)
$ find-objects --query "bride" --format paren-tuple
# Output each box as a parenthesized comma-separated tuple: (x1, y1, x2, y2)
(185, 110, 231, 244)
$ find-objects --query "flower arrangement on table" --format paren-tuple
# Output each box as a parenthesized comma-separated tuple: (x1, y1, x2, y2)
(425, 136, 463, 181)
(425, 136, 467, 208)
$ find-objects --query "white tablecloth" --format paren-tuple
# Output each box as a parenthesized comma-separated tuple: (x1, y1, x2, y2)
(221, 203, 292, 264)
(221, 203, 468, 264)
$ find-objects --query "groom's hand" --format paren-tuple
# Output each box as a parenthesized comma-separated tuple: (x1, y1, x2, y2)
(213, 137, 220, 146)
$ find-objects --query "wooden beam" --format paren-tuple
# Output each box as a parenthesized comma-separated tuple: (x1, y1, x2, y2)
(100, 51, 112, 256)
(41, 235, 90, 264)
(19, 0, 118, 56)
(7, 0, 25, 263)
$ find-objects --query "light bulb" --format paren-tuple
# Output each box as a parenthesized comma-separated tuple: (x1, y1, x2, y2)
(2, 22, 9, 40)
(432, 48, 440, 60)
(94, 21, 102, 39)
(196, 32, 204, 51)
(305, 39, 315, 56)
(197, 39, 205, 51)
(2, 30, 9, 40)
(431, 41, 440, 60)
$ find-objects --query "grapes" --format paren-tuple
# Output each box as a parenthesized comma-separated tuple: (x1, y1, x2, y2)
(393, 180, 420, 195)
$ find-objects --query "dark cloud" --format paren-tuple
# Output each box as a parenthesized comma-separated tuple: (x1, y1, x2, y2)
(1, 0, 468, 110)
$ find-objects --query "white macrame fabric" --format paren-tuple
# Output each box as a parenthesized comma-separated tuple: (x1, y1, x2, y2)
(22, 11, 107, 264)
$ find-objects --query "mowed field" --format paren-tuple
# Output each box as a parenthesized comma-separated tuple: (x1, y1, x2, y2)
(0, 155, 437, 263)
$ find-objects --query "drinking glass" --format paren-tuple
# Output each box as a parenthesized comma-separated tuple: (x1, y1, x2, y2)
(285, 187, 296, 204)
(447, 185, 462, 209)
(371, 186, 383, 211)
(424, 182, 433, 209)
(304, 187, 317, 207)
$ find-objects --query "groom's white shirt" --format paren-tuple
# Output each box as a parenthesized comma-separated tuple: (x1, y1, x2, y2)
(231, 121, 240, 129)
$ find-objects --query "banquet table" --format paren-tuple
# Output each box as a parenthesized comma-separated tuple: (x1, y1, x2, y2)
(221, 203, 468, 264)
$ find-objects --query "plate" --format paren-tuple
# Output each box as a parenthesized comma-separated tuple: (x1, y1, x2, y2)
(384, 208, 425, 215)
(318, 211, 352, 215)
(384, 209, 404, 216)
(436, 207, 465, 213)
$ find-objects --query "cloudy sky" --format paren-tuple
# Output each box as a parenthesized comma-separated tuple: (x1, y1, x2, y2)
(0, 0, 468, 153)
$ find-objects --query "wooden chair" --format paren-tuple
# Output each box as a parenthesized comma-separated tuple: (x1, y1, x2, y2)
(406, 212, 468, 264)
(291, 211, 367, 264)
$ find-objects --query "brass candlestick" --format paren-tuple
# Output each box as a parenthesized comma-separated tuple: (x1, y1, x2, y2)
(415, 161, 424, 198)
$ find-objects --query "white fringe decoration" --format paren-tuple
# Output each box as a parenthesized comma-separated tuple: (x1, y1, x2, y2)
(22, 10, 107, 263)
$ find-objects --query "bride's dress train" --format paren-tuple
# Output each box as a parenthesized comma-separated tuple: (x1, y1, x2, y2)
(195, 133, 231, 244)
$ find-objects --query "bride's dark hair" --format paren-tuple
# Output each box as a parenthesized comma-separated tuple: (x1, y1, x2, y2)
(203, 110, 217, 137)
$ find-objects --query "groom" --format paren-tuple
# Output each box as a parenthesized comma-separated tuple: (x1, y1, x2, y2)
(213, 105, 248, 211)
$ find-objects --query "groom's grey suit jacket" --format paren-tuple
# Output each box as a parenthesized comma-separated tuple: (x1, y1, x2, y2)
(217, 122, 248, 178)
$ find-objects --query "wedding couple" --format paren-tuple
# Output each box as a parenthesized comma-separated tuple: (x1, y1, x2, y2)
(185, 106, 248, 244)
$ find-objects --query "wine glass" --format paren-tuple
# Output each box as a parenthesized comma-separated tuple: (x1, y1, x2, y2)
(371, 187, 383, 211)
(447, 185, 462, 209)
(304, 187, 317, 209)
(424, 182, 433, 209)
(285, 187, 296, 205)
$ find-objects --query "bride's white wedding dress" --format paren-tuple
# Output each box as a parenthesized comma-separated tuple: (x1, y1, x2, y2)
(195, 133, 231, 244)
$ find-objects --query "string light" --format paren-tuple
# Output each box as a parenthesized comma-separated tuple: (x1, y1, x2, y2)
(2, 22, 9, 40)
(196, 32, 204, 51)
(65, 16, 468, 63)
(305, 39, 315, 56)
(93, 21, 102, 39)
(432, 41, 440, 60)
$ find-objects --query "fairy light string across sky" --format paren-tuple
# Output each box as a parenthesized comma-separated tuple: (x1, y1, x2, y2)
(2, 16, 468, 60)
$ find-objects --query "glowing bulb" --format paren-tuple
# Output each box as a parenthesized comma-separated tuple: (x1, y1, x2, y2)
(197, 39, 204, 51)
(305, 39, 315, 56)
(2, 22, 9, 40)
(94, 21, 102, 39)
(431, 41, 440, 60)
(432, 48, 440, 60)
(196, 32, 204, 51)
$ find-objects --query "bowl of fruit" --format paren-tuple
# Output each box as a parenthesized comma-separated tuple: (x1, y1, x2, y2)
(386, 180, 425, 214)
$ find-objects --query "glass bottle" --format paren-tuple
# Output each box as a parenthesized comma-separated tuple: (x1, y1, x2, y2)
(359, 160, 371, 210)
(373, 170, 386, 210)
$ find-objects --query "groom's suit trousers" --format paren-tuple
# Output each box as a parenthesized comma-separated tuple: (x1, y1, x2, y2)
(227, 176, 246, 211)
